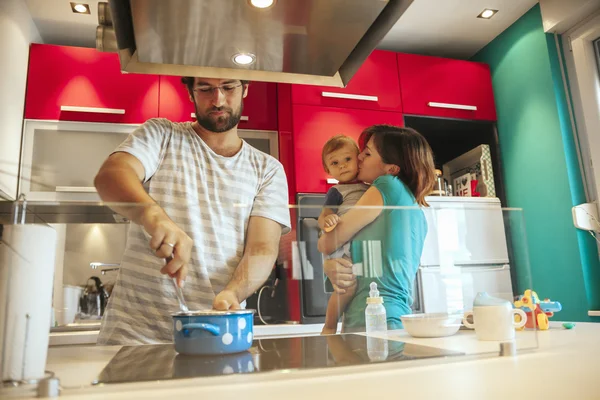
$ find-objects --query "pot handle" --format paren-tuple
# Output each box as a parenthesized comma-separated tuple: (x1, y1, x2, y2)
(181, 323, 220, 337)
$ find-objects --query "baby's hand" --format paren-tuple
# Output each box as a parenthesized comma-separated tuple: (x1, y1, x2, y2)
(323, 214, 340, 232)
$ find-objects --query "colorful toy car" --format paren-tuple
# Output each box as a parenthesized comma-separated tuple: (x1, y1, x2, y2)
(513, 289, 562, 330)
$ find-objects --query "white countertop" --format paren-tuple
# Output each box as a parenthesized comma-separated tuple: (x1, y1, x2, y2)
(48, 322, 334, 346)
(6, 322, 600, 399)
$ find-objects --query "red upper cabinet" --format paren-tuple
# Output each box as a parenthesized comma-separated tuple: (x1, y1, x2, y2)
(157, 76, 195, 123)
(397, 53, 497, 121)
(25, 44, 159, 123)
(159, 77, 278, 131)
(293, 104, 404, 194)
(291, 50, 402, 112)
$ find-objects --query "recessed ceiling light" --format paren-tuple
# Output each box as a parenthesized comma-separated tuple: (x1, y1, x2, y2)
(232, 53, 256, 66)
(249, 0, 275, 9)
(70, 2, 90, 14)
(478, 9, 498, 19)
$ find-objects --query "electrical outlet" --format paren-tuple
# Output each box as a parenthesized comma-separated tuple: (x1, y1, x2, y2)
(572, 202, 600, 231)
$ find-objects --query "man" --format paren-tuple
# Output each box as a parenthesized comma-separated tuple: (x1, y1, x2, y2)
(94, 77, 291, 345)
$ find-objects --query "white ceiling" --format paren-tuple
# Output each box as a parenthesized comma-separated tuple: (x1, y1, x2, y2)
(24, 0, 538, 59)
(379, 0, 539, 58)
(24, 0, 102, 48)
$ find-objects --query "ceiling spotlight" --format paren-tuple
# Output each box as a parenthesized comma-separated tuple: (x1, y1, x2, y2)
(70, 2, 90, 14)
(249, 0, 275, 9)
(232, 53, 256, 66)
(478, 9, 498, 19)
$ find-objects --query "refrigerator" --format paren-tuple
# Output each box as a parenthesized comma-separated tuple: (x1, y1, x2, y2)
(417, 196, 514, 314)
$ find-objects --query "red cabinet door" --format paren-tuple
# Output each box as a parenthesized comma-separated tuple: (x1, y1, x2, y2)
(25, 44, 159, 123)
(397, 53, 497, 121)
(291, 50, 402, 112)
(157, 76, 195, 122)
(159, 77, 278, 131)
(293, 105, 404, 194)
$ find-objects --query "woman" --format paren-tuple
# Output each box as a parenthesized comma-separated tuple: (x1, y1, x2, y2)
(318, 125, 435, 331)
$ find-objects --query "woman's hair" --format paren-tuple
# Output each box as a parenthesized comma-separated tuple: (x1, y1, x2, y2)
(321, 135, 359, 172)
(359, 125, 436, 206)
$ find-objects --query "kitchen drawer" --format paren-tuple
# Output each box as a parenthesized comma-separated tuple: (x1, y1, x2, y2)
(291, 50, 402, 112)
(159, 77, 278, 131)
(292, 105, 403, 194)
(419, 265, 513, 314)
(397, 53, 497, 121)
(25, 44, 159, 124)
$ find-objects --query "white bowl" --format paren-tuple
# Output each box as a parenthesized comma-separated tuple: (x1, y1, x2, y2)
(400, 313, 462, 338)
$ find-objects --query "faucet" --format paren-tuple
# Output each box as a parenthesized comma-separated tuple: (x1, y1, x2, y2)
(101, 268, 120, 275)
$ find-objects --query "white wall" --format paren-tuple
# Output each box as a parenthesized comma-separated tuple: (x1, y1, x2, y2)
(0, 0, 41, 200)
(62, 224, 128, 287)
(540, 0, 600, 33)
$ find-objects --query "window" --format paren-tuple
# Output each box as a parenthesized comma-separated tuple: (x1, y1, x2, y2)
(562, 13, 600, 206)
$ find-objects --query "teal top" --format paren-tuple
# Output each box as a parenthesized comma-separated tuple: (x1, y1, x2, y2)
(341, 175, 428, 330)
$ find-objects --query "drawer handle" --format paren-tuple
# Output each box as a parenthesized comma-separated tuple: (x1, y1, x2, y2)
(326, 178, 339, 184)
(55, 186, 97, 193)
(60, 106, 126, 114)
(589, 311, 600, 317)
(191, 113, 249, 121)
(427, 102, 477, 111)
(321, 92, 379, 102)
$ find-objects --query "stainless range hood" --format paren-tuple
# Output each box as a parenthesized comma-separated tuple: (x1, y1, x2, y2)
(100, 0, 412, 87)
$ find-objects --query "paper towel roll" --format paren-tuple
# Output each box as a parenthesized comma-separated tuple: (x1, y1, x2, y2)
(0, 224, 57, 382)
(62, 285, 83, 325)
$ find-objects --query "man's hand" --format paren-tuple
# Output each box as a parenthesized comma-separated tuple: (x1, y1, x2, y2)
(141, 208, 193, 288)
(323, 214, 340, 233)
(213, 290, 241, 310)
(323, 258, 356, 294)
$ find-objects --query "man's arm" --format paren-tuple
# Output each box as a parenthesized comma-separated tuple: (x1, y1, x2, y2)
(94, 152, 154, 222)
(213, 216, 282, 310)
(94, 152, 193, 287)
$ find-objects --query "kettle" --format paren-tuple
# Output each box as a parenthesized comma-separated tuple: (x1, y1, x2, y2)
(78, 276, 109, 319)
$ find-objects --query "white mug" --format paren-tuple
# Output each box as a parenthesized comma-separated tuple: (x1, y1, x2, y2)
(463, 306, 527, 341)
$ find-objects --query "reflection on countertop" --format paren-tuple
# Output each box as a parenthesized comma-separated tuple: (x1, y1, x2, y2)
(93, 335, 463, 385)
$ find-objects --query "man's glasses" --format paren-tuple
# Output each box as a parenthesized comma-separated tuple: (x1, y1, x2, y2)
(193, 83, 243, 97)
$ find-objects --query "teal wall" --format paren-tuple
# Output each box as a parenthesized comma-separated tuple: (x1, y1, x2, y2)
(472, 4, 600, 322)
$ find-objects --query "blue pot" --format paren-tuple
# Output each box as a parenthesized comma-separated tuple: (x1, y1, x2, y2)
(172, 310, 255, 356)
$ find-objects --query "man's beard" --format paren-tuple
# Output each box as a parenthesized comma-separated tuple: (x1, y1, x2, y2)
(194, 102, 243, 133)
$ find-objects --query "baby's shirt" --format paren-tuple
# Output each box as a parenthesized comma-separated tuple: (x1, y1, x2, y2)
(323, 182, 370, 216)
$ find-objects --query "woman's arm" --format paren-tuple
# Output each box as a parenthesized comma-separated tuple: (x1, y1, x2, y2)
(317, 186, 383, 254)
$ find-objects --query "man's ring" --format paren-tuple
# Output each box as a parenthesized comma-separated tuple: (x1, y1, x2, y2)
(164, 242, 175, 248)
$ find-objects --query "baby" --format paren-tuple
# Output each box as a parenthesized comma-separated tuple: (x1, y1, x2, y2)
(318, 135, 369, 334)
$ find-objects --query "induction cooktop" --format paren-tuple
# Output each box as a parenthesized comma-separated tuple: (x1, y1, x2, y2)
(94, 334, 464, 385)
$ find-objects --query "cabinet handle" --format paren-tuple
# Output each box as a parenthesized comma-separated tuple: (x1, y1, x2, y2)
(589, 311, 600, 317)
(419, 264, 509, 272)
(60, 106, 126, 114)
(427, 102, 477, 111)
(321, 92, 379, 102)
(55, 186, 97, 193)
(191, 113, 249, 121)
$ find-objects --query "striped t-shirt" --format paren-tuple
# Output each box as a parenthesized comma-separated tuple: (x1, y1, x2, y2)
(97, 118, 291, 345)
